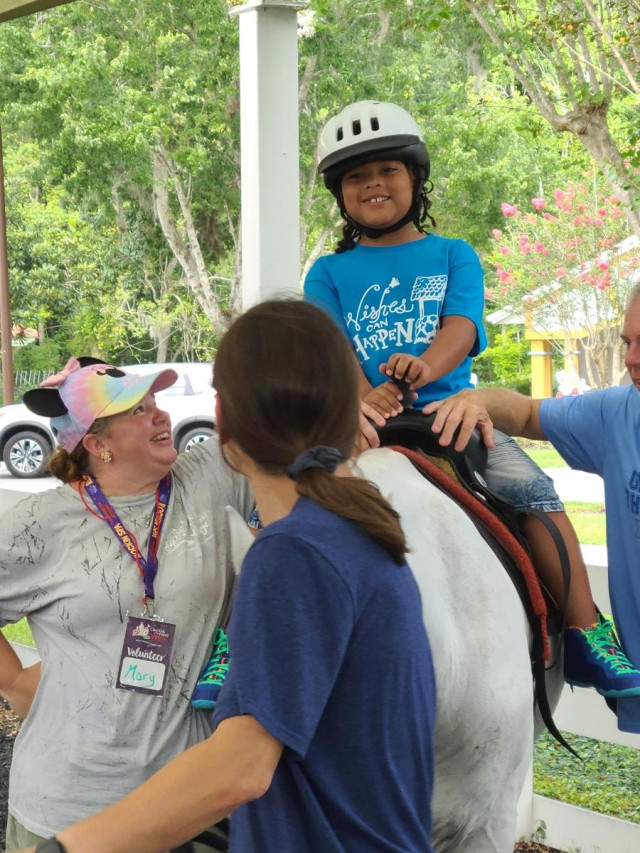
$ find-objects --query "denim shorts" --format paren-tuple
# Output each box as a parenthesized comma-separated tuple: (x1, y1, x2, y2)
(483, 430, 564, 512)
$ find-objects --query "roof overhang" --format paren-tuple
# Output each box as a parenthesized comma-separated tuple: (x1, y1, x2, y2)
(0, 0, 76, 24)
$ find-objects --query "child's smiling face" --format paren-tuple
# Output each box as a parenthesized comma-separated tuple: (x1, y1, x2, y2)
(340, 159, 414, 233)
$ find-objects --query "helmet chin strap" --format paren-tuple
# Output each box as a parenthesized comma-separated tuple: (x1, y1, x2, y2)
(359, 208, 417, 239)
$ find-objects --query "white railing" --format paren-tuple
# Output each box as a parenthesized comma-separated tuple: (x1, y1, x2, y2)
(517, 545, 640, 853)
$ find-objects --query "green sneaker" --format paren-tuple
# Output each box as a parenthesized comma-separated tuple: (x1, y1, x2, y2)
(191, 627, 230, 710)
(564, 615, 640, 698)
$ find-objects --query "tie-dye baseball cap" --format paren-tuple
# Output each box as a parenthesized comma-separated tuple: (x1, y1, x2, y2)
(23, 357, 178, 452)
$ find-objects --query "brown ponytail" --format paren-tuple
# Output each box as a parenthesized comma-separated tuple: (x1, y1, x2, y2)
(214, 299, 407, 563)
(296, 468, 406, 563)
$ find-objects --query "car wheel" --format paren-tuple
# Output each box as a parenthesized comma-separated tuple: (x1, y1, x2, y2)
(2, 430, 53, 478)
(177, 426, 215, 453)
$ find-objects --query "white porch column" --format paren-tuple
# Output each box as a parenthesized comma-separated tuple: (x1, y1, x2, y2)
(230, 0, 306, 309)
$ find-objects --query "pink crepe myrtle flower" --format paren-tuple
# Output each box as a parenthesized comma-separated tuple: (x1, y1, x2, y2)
(485, 288, 494, 300)
(598, 260, 609, 271)
(594, 218, 603, 226)
(533, 241, 545, 253)
(492, 228, 503, 239)
(499, 246, 509, 256)
(573, 216, 582, 227)
(598, 208, 607, 216)
(531, 197, 546, 210)
(555, 268, 567, 278)
(501, 202, 520, 217)
(497, 269, 515, 286)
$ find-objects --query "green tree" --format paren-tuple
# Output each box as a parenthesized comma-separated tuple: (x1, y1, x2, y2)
(486, 178, 639, 387)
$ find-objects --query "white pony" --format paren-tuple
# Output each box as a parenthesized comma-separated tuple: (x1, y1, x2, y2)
(227, 446, 564, 853)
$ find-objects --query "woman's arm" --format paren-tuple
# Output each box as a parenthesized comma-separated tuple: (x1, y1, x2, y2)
(0, 632, 40, 718)
(18, 715, 283, 853)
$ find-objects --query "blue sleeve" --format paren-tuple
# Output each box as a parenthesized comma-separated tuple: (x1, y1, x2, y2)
(212, 532, 355, 759)
(539, 393, 607, 475)
(303, 257, 351, 340)
(441, 240, 487, 357)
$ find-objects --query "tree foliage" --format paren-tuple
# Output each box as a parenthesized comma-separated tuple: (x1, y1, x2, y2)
(0, 0, 635, 369)
(447, 0, 640, 237)
(486, 178, 640, 387)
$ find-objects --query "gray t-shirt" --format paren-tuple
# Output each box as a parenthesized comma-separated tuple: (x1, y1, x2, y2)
(0, 436, 253, 837)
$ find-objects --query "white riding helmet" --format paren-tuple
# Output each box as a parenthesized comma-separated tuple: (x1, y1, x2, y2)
(318, 100, 430, 194)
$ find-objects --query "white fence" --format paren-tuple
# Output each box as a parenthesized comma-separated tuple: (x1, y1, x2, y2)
(517, 545, 640, 852)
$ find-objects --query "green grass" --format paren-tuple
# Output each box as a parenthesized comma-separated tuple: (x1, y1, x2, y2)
(2, 620, 35, 647)
(521, 443, 568, 469)
(534, 731, 640, 824)
(565, 501, 606, 546)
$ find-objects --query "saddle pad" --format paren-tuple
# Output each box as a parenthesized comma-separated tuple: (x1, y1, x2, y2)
(392, 445, 550, 660)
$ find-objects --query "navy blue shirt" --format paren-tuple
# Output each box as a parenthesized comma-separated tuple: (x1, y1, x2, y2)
(213, 497, 436, 852)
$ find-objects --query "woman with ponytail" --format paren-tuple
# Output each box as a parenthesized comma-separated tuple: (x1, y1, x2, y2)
(25, 299, 436, 853)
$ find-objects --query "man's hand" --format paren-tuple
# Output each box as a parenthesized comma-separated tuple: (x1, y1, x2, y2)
(381, 353, 431, 389)
(423, 390, 495, 452)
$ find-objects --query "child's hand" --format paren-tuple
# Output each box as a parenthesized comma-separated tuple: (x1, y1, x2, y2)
(381, 353, 431, 389)
(362, 382, 412, 419)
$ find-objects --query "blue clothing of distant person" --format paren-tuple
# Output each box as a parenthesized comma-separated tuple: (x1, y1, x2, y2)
(305, 235, 487, 408)
(213, 497, 436, 853)
(541, 386, 640, 733)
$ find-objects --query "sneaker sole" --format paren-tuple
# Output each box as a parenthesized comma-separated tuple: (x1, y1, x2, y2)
(566, 679, 640, 698)
(191, 698, 217, 709)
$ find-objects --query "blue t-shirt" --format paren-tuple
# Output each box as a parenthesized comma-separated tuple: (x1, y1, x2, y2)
(213, 497, 436, 853)
(304, 234, 487, 407)
(540, 387, 640, 732)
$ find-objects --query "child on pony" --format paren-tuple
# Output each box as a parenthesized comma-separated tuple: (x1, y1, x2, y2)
(304, 98, 640, 700)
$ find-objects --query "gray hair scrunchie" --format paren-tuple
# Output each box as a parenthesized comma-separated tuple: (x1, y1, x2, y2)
(286, 446, 342, 481)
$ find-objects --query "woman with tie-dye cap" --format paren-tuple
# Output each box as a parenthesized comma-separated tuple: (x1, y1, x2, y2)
(0, 357, 252, 852)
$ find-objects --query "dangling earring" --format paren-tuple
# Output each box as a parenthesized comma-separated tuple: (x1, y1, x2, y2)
(100, 450, 113, 464)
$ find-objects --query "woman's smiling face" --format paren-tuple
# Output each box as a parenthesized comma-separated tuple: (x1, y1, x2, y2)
(100, 392, 177, 478)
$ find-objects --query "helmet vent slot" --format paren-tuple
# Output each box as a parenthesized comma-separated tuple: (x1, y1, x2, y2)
(370, 117, 380, 131)
(336, 126, 344, 141)
(352, 120, 361, 136)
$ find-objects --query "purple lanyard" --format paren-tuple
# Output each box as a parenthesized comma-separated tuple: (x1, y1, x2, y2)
(82, 474, 172, 610)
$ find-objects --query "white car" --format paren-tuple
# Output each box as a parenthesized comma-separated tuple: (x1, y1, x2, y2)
(0, 362, 217, 478)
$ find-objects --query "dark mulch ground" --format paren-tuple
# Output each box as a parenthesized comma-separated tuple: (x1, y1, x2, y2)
(0, 699, 20, 849)
(0, 699, 562, 852)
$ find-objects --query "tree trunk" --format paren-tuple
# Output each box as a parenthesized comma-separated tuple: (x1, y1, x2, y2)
(151, 150, 231, 335)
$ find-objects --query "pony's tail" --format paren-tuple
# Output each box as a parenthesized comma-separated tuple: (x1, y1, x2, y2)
(297, 470, 407, 564)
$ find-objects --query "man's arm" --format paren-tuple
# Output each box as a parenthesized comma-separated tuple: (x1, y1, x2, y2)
(425, 387, 547, 451)
(19, 715, 283, 853)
